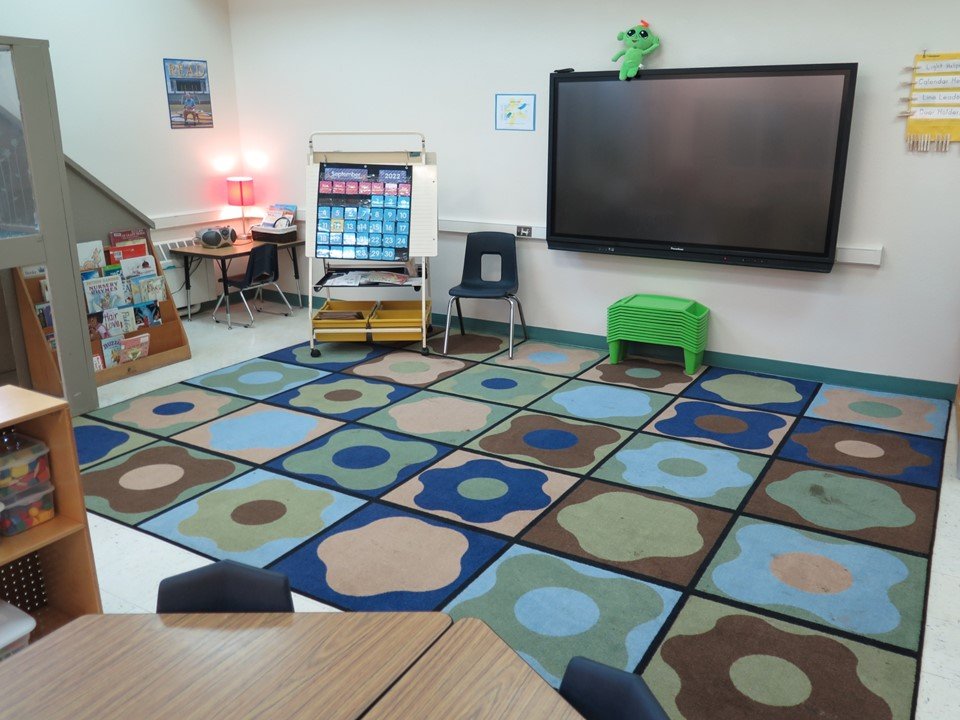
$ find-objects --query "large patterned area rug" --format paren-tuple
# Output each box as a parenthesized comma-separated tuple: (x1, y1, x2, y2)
(74, 333, 950, 719)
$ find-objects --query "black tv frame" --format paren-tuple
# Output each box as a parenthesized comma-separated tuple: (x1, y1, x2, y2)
(546, 63, 858, 273)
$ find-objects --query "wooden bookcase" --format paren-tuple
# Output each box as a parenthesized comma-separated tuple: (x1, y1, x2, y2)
(14, 235, 191, 397)
(0, 385, 102, 640)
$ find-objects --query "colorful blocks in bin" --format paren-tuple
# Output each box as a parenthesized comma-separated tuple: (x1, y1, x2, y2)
(1, 431, 51, 498)
(0, 478, 55, 536)
(606, 294, 710, 374)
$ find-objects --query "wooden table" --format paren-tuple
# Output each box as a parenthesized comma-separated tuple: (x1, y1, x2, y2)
(0, 614, 581, 719)
(366, 617, 584, 719)
(170, 239, 305, 327)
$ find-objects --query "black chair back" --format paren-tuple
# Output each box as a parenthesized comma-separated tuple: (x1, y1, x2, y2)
(559, 656, 669, 720)
(244, 244, 280, 287)
(460, 232, 519, 294)
(157, 560, 294, 613)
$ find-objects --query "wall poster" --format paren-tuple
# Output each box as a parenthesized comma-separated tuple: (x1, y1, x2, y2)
(163, 58, 213, 129)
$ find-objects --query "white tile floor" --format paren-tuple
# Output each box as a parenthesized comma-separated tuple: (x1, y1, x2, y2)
(88, 305, 960, 717)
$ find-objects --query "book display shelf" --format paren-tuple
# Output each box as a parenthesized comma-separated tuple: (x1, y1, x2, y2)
(0, 385, 102, 641)
(14, 232, 191, 398)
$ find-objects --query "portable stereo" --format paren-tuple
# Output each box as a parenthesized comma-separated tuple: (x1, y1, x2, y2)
(196, 226, 237, 248)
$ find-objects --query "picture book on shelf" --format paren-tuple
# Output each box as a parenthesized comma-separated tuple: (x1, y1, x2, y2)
(259, 203, 297, 229)
(120, 334, 150, 363)
(83, 275, 125, 313)
(108, 228, 149, 247)
(92, 354, 105, 372)
(44, 329, 56, 350)
(107, 244, 147, 265)
(129, 275, 167, 304)
(133, 302, 162, 328)
(87, 312, 108, 341)
(103, 306, 137, 336)
(35, 302, 53, 329)
(101, 337, 123, 367)
(22, 264, 47, 278)
(39, 278, 50, 302)
(77, 240, 106, 271)
(80, 269, 100, 282)
(103, 264, 122, 277)
(119, 255, 156, 279)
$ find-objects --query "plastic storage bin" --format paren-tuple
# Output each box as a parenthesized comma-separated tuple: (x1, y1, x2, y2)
(312, 299, 377, 342)
(368, 300, 432, 342)
(0, 430, 50, 499)
(0, 479, 55, 536)
(0, 600, 36, 661)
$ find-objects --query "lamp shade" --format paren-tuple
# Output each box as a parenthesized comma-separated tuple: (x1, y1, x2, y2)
(226, 176, 254, 207)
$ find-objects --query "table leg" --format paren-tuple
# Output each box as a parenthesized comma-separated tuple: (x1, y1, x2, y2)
(289, 246, 303, 308)
(218, 258, 232, 329)
(183, 255, 192, 321)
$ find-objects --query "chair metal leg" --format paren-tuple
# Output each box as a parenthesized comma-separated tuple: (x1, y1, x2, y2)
(237, 289, 256, 327)
(513, 295, 528, 340)
(443, 296, 456, 355)
(506, 297, 516, 359)
(212, 291, 232, 329)
(455, 297, 465, 335)
(272, 283, 293, 315)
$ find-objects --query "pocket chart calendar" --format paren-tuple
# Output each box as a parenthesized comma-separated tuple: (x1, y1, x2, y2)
(312, 164, 414, 261)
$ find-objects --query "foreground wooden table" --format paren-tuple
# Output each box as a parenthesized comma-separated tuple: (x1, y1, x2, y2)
(0, 613, 449, 720)
(366, 617, 584, 719)
(0, 613, 581, 719)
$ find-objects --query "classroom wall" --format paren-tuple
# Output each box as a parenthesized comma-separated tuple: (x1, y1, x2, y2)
(227, 0, 960, 385)
(2, 0, 243, 219)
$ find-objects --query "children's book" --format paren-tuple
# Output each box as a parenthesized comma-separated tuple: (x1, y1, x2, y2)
(87, 312, 107, 342)
(129, 275, 167, 304)
(83, 275, 125, 313)
(40, 278, 50, 302)
(101, 337, 123, 367)
(108, 228, 149, 247)
(92, 354, 105, 372)
(120, 334, 150, 363)
(77, 241, 106, 271)
(258, 204, 297, 230)
(103, 306, 137, 336)
(35, 302, 53, 329)
(107, 244, 148, 265)
(22, 264, 47, 278)
(44, 329, 57, 350)
(133, 302, 162, 328)
(120, 255, 157, 279)
(103, 264, 122, 277)
(80, 269, 100, 282)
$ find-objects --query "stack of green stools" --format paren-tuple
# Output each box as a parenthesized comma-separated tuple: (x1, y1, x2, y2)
(607, 294, 710, 374)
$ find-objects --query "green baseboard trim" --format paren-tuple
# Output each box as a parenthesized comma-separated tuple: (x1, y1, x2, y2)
(430, 313, 957, 401)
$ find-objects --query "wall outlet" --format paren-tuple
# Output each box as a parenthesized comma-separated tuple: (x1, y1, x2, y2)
(516, 225, 532, 238)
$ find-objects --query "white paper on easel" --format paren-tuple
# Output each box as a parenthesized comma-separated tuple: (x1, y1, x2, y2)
(410, 163, 438, 257)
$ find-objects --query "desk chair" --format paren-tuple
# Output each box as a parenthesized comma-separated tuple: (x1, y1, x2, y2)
(443, 232, 527, 358)
(157, 560, 294, 613)
(559, 657, 669, 720)
(212, 243, 292, 329)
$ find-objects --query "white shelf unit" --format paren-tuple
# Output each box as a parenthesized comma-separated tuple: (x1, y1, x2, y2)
(305, 132, 439, 356)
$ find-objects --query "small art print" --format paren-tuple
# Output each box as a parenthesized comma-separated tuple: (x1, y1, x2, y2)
(164, 58, 213, 129)
(495, 94, 536, 131)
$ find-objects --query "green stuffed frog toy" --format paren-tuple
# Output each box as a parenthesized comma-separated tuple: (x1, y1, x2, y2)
(612, 20, 660, 80)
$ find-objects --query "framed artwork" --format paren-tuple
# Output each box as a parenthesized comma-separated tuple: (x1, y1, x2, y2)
(163, 58, 213, 129)
(495, 94, 536, 131)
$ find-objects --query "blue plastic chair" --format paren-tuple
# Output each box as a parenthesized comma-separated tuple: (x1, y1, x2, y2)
(559, 657, 669, 720)
(443, 232, 527, 358)
(156, 560, 294, 613)
(212, 243, 292, 329)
